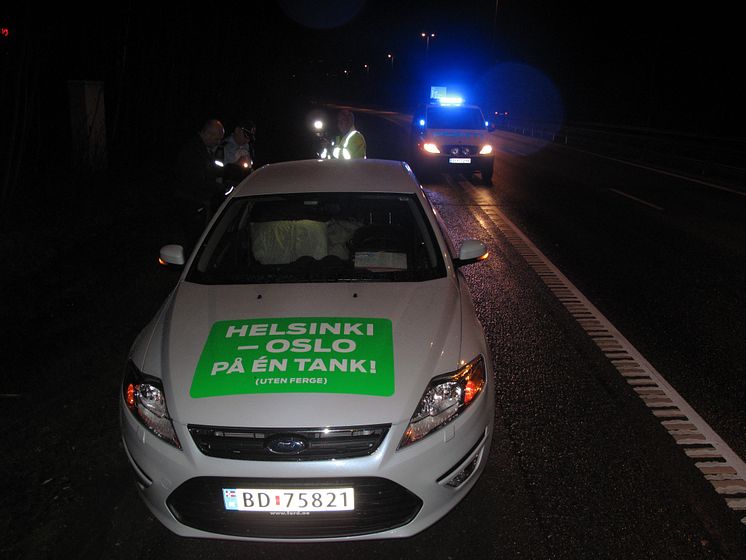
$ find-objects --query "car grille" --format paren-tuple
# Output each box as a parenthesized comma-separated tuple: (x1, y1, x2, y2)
(442, 144, 480, 156)
(188, 424, 390, 461)
(166, 476, 423, 539)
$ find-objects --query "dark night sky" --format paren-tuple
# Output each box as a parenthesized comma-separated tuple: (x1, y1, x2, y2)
(2, 0, 744, 178)
(6, 1, 744, 128)
(266, 0, 745, 136)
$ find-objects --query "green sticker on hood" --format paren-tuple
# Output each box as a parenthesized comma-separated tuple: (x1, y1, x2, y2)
(190, 317, 394, 398)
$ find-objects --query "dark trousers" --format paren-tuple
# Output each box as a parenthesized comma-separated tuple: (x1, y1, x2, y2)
(174, 197, 210, 252)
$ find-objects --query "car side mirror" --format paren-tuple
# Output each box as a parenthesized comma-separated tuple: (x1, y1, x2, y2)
(159, 244, 185, 267)
(453, 239, 489, 268)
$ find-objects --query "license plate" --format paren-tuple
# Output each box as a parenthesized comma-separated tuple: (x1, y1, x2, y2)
(449, 157, 471, 164)
(222, 487, 355, 512)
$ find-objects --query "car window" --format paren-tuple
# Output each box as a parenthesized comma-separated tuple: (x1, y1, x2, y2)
(186, 193, 447, 284)
(426, 106, 485, 130)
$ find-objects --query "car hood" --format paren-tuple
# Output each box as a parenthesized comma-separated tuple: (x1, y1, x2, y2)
(423, 129, 490, 145)
(135, 279, 464, 428)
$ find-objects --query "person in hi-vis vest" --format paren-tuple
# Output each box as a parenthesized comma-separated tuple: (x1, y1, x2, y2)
(320, 109, 367, 159)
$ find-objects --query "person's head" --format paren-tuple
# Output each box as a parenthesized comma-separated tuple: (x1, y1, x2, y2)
(234, 121, 255, 145)
(199, 119, 224, 148)
(337, 109, 355, 134)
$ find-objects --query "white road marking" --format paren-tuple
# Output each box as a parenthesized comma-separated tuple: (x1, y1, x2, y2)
(608, 188, 664, 211)
(459, 178, 746, 526)
(576, 150, 746, 197)
(484, 128, 746, 198)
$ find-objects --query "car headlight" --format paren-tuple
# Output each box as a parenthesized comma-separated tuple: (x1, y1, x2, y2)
(123, 360, 181, 448)
(479, 144, 493, 155)
(398, 355, 486, 449)
(422, 142, 440, 154)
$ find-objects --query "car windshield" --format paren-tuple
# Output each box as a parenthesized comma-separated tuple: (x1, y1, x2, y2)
(186, 192, 447, 284)
(426, 106, 485, 130)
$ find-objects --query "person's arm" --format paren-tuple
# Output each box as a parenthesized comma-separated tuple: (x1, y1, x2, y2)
(175, 139, 223, 199)
(174, 140, 205, 196)
(223, 141, 237, 165)
(349, 131, 367, 159)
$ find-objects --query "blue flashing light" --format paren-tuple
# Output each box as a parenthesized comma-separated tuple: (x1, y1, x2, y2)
(484, 121, 489, 127)
(419, 118, 426, 127)
(439, 96, 463, 106)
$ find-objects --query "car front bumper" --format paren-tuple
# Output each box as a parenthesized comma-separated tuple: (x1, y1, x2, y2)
(119, 390, 495, 542)
(415, 151, 494, 174)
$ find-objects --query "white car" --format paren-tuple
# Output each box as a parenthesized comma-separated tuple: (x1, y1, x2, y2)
(120, 158, 495, 541)
(411, 100, 494, 185)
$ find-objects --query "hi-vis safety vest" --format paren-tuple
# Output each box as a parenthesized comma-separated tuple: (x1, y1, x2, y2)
(321, 129, 367, 160)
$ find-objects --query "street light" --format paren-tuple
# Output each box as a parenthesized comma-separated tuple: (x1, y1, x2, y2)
(387, 53, 395, 69)
(420, 32, 436, 58)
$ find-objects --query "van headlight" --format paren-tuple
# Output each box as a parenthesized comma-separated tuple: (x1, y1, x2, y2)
(398, 355, 486, 449)
(122, 361, 181, 448)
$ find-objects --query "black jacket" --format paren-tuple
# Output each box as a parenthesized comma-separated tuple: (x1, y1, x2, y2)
(173, 134, 224, 205)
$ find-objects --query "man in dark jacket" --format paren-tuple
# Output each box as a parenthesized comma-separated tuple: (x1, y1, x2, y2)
(173, 118, 225, 248)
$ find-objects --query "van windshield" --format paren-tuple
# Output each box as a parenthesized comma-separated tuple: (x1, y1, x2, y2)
(426, 106, 485, 130)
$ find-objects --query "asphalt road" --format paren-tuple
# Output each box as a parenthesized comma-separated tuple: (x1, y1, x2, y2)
(2, 106, 745, 559)
(479, 129, 746, 467)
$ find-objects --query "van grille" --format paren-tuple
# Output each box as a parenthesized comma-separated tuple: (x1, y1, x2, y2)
(443, 144, 479, 156)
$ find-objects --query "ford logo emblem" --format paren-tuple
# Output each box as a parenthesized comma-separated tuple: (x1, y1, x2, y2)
(266, 434, 308, 455)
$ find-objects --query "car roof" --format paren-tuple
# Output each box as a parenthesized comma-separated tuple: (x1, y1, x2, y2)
(234, 159, 421, 197)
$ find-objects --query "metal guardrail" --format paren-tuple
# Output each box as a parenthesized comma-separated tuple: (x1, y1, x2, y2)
(495, 119, 746, 188)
